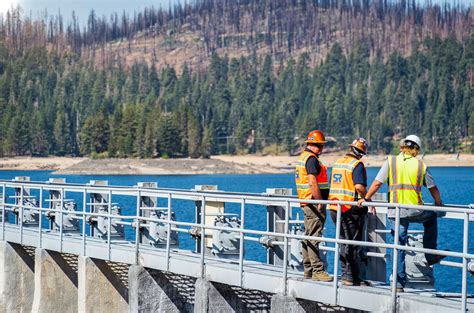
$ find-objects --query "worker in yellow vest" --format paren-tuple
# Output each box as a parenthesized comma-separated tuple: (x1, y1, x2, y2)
(329, 138, 370, 286)
(358, 135, 444, 292)
(295, 130, 332, 282)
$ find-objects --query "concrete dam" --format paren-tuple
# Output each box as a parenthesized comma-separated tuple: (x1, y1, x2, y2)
(0, 177, 473, 312)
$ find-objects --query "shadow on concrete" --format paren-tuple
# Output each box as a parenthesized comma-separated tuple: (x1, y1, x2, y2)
(92, 258, 129, 302)
(10, 243, 34, 272)
(49, 250, 78, 287)
(150, 269, 196, 312)
(213, 281, 272, 312)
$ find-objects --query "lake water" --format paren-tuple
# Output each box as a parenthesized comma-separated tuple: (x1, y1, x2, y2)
(0, 167, 473, 294)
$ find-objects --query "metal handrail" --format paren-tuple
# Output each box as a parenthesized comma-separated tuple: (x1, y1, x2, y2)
(0, 180, 472, 312)
(1, 179, 472, 212)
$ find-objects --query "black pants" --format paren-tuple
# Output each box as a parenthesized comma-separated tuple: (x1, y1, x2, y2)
(330, 207, 367, 283)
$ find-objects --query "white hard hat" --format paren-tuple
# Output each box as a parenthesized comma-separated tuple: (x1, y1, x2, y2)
(403, 135, 422, 150)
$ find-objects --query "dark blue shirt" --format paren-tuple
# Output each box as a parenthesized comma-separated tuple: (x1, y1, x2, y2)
(304, 150, 329, 200)
(352, 162, 367, 187)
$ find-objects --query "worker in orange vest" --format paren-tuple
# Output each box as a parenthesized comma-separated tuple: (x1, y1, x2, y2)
(329, 138, 371, 286)
(295, 130, 332, 282)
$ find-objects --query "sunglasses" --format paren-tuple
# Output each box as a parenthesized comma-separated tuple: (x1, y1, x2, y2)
(309, 143, 324, 149)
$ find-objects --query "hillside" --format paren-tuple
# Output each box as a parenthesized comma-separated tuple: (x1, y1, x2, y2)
(0, 0, 472, 159)
(82, 1, 473, 72)
(1, 1, 472, 72)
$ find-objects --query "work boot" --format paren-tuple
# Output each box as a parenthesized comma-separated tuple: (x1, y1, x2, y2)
(342, 278, 353, 286)
(342, 278, 371, 286)
(396, 283, 404, 293)
(354, 280, 371, 287)
(312, 271, 333, 282)
(304, 270, 312, 279)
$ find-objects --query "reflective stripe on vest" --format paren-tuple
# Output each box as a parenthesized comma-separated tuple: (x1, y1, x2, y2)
(295, 150, 329, 205)
(388, 184, 422, 192)
(388, 153, 425, 205)
(328, 155, 361, 212)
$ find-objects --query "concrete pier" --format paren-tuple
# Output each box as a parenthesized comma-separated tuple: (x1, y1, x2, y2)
(78, 256, 129, 313)
(32, 249, 78, 313)
(129, 265, 195, 312)
(0, 242, 35, 312)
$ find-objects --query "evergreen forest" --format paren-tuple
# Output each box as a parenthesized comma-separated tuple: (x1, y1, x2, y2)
(0, 0, 472, 158)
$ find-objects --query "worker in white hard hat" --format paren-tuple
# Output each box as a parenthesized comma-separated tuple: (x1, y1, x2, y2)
(358, 135, 444, 293)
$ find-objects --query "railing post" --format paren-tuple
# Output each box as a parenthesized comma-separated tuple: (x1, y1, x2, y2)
(166, 193, 172, 271)
(239, 198, 246, 287)
(59, 187, 64, 252)
(391, 205, 401, 313)
(107, 190, 112, 259)
(200, 195, 206, 277)
(461, 212, 469, 312)
(82, 189, 87, 256)
(135, 189, 141, 265)
(1, 183, 5, 240)
(20, 185, 24, 245)
(332, 204, 342, 305)
(38, 186, 43, 248)
(282, 200, 290, 296)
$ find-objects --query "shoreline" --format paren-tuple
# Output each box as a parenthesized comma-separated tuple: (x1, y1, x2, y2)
(0, 153, 472, 175)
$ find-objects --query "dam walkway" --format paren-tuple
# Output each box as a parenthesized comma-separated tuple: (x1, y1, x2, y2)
(0, 178, 473, 312)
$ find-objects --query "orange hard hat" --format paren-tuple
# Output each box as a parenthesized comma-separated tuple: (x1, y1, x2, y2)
(305, 130, 326, 144)
(349, 137, 368, 155)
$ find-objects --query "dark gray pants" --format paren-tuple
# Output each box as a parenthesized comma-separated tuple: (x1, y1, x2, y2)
(302, 204, 326, 276)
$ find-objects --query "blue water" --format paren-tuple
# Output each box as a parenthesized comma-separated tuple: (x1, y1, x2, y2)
(0, 167, 472, 293)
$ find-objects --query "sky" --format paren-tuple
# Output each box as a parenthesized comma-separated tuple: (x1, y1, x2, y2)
(0, 0, 181, 25)
(0, 0, 472, 26)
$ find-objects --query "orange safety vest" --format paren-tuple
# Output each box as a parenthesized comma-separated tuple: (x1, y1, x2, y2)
(329, 155, 362, 212)
(295, 150, 329, 206)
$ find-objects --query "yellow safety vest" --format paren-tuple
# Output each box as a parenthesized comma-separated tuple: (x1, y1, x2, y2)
(295, 150, 329, 206)
(388, 153, 426, 205)
(329, 155, 361, 212)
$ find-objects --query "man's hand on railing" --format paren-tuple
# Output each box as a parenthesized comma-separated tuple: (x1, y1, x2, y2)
(357, 198, 376, 215)
(434, 202, 446, 217)
(357, 198, 366, 207)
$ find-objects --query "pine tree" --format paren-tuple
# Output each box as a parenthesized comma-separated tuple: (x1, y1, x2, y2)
(201, 126, 213, 159)
(157, 113, 179, 158)
(143, 116, 156, 158)
(30, 111, 50, 156)
(187, 110, 201, 158)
